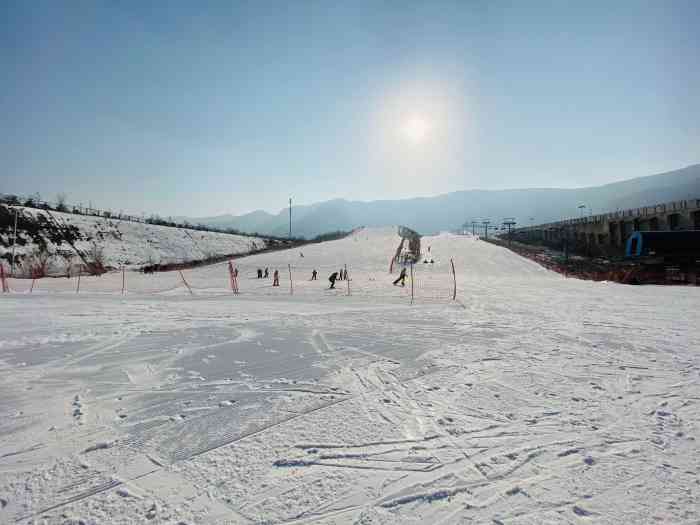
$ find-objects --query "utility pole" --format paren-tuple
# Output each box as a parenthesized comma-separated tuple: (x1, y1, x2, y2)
(482, 220, 490, 240)
(503, 217, 516, 246)
(289, 197, 292, 239)
(10, 207, 18, 277)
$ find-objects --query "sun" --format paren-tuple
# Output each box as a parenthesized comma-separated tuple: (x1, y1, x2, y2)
(401, 116, 430, 143)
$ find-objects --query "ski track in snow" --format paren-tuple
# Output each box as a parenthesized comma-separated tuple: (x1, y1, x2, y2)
(0, 227, 699, 524)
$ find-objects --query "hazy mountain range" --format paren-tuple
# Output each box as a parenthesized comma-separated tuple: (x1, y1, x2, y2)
(183, 164, 700, 238)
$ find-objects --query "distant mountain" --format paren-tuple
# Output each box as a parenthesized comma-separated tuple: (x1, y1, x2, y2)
(186, 210, 278, 234)
(186, 164, 700, 238)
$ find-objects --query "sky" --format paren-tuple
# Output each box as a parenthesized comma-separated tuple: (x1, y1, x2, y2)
(2, 1, 699, 217)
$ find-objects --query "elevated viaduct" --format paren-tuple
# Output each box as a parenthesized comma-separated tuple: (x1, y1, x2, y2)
(513, 198, 700, 257)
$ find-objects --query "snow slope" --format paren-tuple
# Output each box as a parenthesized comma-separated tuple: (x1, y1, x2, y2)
(0, 205, 269, 276)
(1, 227, 699, 524)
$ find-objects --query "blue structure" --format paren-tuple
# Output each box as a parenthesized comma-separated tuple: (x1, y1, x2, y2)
(625, 230, 700, 258)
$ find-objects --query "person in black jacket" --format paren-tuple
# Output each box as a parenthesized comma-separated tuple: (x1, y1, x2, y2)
(393, 267, 407, 287)
(328, 271, 338, 289)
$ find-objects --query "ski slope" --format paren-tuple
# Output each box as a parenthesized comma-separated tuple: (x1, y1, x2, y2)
(1, 227, 699, 524)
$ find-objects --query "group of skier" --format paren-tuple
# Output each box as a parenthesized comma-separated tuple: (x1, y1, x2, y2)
(256, 267, 280, 286)
(253, 263, 407, 290)
(327, 267, 348, 289)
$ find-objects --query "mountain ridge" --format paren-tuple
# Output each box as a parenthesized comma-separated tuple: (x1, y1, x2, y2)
(185, 164, 700, 237)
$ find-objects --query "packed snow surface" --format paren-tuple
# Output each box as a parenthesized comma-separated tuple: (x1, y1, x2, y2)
(1, 227, 699, 524)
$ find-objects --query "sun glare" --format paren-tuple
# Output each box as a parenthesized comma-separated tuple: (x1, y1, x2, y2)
(401, 116, 430, 143)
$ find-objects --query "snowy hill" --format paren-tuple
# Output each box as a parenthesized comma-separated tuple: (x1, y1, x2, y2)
(0, 205, 271, 277)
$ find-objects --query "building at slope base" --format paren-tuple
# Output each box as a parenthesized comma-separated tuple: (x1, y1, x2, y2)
(512, 198, 700, 257)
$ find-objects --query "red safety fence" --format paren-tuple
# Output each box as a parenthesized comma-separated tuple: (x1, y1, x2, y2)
(1, 257, 468, 305)
(0, 264, 9, 293)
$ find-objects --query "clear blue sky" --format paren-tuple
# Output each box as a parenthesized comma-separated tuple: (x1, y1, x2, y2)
(2, 1, 699, 217)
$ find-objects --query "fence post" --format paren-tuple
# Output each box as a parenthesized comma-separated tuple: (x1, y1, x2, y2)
(450, 258, 456, 301)
(0, 264, 8, 293)
(288, 264, 293, 295)
(228, 261, 238, 294)
(179, 270, 193, 295)
(345, 264, 350, 296)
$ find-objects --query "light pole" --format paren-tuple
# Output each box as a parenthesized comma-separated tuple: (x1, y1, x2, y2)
(482, 220, 490, 240)
(10, 206, 18, 277)
(503, 217, 516, 246)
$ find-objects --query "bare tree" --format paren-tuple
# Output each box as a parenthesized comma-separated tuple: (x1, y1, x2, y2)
(25, 248, 53, 278)
(86, 242, 106, 275)
(56, 193, 68, 212)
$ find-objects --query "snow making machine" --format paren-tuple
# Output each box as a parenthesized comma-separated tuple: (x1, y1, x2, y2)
(624, 230, 700, 284)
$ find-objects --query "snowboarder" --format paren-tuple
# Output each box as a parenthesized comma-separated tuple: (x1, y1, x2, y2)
(328, 271, 338, 289)
(272, 269, 279, 286)
(311, 269, 317, 280)
(264, 267, 269, 278)
(393, 267, 407, 287)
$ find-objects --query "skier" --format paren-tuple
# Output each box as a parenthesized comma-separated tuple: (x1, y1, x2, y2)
(300, 252, 304, 258)
(393, 267, 407, 287)
(311, 269, 317, 280)
(272, 269, 279, 286)
(343, 268, 348, 281)
(338, 268, 344, 281)
(264, 267, 269, 278)
(328, 271, 338, 289)
(257, 268, 262, 278)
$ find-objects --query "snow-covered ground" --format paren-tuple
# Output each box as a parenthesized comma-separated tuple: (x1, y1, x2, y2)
(1, 206, 269, 276)
(1, 227, 699, 524)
